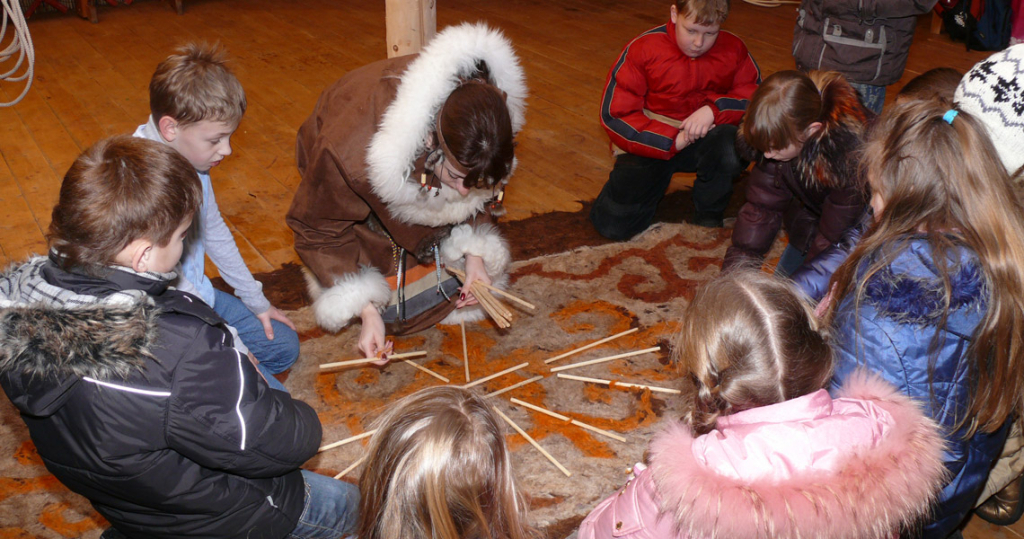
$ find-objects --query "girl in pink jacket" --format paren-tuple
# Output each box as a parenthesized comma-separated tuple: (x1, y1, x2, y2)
(578, 270, 947, 539)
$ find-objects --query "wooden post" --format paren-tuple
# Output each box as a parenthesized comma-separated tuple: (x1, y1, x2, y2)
(385, 0, 436, 58)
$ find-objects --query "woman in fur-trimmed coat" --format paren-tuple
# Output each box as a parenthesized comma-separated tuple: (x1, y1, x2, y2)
(578, 374, 947, 539)
(286, 23, 526, 356)
(722, 70, 870, 275)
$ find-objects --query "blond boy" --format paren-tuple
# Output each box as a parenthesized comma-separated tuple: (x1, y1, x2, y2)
(133, 43, 297, 390)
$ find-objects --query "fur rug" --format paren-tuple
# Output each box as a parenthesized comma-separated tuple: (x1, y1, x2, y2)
(0, 221, 784, 538)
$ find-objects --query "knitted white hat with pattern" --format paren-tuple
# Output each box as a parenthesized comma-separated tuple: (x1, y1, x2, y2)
(954, 44, 1024, 175)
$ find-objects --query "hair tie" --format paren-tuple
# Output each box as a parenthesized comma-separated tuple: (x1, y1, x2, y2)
(943, 109, 959, 124)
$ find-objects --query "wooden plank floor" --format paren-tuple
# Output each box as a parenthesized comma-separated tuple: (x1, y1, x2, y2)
(1, 3, 1020, 535)
(0, 0, 995, 268)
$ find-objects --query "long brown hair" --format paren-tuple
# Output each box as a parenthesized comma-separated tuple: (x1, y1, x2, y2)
(825, 98, 1024, 436)
(358, 386, 536, 539)
(675, 271, 833, 435)
(47, 135, 202, 274)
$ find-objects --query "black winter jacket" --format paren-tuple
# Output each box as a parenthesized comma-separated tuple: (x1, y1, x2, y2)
(0, 257, 320, 539)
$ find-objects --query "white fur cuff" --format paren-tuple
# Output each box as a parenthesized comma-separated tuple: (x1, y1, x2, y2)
(310, 266, 391, 332)
(440, 223, 511, 278)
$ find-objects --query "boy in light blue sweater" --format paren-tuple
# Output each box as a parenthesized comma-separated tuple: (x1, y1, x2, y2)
(134, 43, 298, 390)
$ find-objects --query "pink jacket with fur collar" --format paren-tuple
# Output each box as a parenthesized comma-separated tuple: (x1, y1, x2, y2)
(578, 373, 946, 539)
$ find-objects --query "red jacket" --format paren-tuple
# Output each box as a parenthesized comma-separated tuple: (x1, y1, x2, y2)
(600, 22, 760, 160)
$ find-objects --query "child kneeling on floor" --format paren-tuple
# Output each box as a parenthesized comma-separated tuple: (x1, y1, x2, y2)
(0, 136, 357, 539)
(358, 386, 538, 539)
(578, 270, 947, 539)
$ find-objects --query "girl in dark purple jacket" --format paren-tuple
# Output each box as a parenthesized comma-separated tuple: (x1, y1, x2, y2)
(723, 70, 870, 277)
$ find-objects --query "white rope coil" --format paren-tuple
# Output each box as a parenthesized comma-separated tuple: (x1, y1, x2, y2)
(1, 0, 35, 107)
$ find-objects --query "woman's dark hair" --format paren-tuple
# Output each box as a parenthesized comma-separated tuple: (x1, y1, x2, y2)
(438, 73, 514, 190)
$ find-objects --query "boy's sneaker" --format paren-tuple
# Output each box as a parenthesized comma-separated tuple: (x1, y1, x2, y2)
(692, 212, 724, 228)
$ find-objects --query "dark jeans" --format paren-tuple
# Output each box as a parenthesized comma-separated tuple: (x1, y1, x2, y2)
(848, 81, 886, 115)
(590, 124, 746, 240)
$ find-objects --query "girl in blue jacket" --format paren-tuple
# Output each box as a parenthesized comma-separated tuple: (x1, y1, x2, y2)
(823, 99, 1024, 537)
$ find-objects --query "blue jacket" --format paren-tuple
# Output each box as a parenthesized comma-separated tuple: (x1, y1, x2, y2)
(829, 238, 1008, 538)
(791, 209, 872, 302)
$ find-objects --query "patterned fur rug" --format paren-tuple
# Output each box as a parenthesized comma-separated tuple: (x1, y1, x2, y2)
(0, 219, 783, 538)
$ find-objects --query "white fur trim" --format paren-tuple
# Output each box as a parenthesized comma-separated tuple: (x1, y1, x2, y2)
(440, 305, 487, 325)
(366, 22, 527, 227)
(440, 223, 511, 278)
(309, 266, 392, 332)
(438, 269, 510, 325)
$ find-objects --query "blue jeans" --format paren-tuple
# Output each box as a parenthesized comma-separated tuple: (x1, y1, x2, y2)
(214, 290, 298, 393)
(848, 82, 886, 115)
(287, 471, 360, 539)
(774, 244, 808, 278)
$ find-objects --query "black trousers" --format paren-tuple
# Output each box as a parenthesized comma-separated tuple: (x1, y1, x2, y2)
(590, 124, 746, 240)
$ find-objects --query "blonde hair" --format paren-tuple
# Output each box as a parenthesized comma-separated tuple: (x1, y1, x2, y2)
(741, 70, 850, 154)
(675, 271, 833, 435)
(675, 0, 730, 26)
(358, 387, 536, 539)
(826, 98, 1024, 436)
(149, 42, 246, 127)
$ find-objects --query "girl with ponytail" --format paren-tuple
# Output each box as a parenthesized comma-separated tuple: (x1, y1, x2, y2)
(724, 70, 871, 277)
(579, 270, 947, 539)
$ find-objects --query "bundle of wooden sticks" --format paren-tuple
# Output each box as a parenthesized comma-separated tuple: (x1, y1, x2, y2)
(446, 266, 535, 328)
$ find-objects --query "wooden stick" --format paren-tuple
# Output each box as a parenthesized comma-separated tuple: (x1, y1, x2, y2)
(319, 351, 427, 371)
(477, 286, 513, 319)
(475, 286, 512, 323)
(543, 328, 640, 364)
(403, 360, 450, 383)
(549, 346, 661, 373)
(463, 362, 529, 389)
(473, 288, 510, 328)
(333, 455, 366, 480)
(447, 266, 536, 310)
(319, 429, 377, 453)
(461, 320, 470, 383)
(318, 357, 380, 370)
(485, 375, 544, 398)
(511, 398, 627, 442)
(556, 374, 681, 395)
(493, 407, 571, 477)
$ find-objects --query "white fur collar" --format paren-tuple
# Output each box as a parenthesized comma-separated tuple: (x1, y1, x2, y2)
(366, 22, 527, 227)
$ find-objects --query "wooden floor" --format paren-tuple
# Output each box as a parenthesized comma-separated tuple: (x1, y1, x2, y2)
(1, 1, 1020, 536)
(0, 0, 995, 269)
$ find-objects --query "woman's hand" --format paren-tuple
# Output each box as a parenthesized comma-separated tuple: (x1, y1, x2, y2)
(456, 255, 491, 308)
(359, 303, 391, 364)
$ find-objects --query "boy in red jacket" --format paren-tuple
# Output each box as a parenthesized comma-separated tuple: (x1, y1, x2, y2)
(592, 0, 759, 238)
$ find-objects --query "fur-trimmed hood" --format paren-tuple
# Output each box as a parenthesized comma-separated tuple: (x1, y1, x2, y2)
(736, 75, 871, 191)
(648, 371, 947, 539)
(0, 257, 160, 416)
(366, 22, 527, 228)
(859, 239, 987, 330)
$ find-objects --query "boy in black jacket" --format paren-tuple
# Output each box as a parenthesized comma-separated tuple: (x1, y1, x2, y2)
(0, 136, 358, 539)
